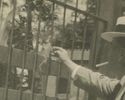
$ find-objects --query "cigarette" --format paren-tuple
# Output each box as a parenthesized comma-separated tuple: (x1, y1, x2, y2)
(96, 61, 109, 67)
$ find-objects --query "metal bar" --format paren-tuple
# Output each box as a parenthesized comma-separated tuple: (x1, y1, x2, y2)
(55, 3, 67, 99)
(70, 0, 78, 58)
(36, 4, 46, 100)
(38, 60, 47, 100)
(43, 2, 55, 100)
(72, 1, 79, 99)
(0, 0, 1, 6)
(88, 19, 98, 100)
(30, 12, 41, 100)
(80, 17, 88, 65)
(0, 0, 4, 24)
(62, 6, 66, 34)
(66, 0, 79, 100)
(47, 0, 107, 23)
(94, 22, 108, 65)
(51, 2, 55, 45)
(18, 1, 32, 100)
(0, 0, 3, 13)
(43, 56, 51, 100)
(88, 0, 98, 67)
(18, 44, 27, 100)
(55, 63, 61, 99)
(4, 0, 17, 100)
(87, 1, 99, 99)
(89, 22, 99, 68)
(76, 16, 88, 100)
(76, 1, 90, 98)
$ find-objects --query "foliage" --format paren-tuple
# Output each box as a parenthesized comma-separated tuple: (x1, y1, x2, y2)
(8, 0, 58, 51)
(7, 0, 97, 50)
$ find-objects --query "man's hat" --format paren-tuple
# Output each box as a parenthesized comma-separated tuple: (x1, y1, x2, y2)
(101, 16, 125, 42)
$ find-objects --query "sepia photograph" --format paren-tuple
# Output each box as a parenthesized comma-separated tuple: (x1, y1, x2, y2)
(0, 0, 124, 100)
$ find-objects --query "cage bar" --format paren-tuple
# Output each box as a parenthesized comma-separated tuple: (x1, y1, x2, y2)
(76, 15, 89, 100)
(0, 0, 108, 100)
(0, 0, 4, 24)
(4, 0, 17, 100)
(18, 1, 32, 100)
(30, 8, 41, 100)
(48, 0, 107, 23)
(43, 2, 56, 100)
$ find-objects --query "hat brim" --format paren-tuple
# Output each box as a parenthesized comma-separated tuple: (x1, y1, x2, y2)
(101, 32, 125, 42)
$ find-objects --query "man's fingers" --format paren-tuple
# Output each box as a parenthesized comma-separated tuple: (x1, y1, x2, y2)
(53, 46, 65, 51)
(54, 50, 61, 55)
(50, 49, 61, 56)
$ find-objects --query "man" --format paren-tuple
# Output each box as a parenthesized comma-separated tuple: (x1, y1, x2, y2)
(52, 16, 125, 100)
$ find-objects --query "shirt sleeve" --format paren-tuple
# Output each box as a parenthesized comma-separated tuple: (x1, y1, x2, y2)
(72, 66, 120, 99)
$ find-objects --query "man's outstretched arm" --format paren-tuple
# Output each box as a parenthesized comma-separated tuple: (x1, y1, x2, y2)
(53, 47, 120, 99)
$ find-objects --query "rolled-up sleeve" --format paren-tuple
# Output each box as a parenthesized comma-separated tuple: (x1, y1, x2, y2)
(72, 66, 119, 99)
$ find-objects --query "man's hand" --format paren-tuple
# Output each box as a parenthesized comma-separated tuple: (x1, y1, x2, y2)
(52, 46, 81, 74)
(52, 47, 70, 62)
